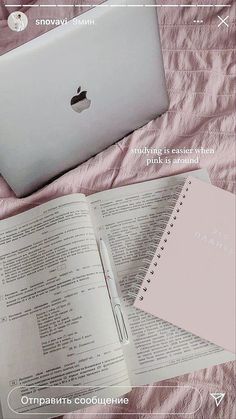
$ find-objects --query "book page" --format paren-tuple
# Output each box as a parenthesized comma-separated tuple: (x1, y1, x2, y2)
(0, 194, 130, 419)
(87, 171, 235, 386)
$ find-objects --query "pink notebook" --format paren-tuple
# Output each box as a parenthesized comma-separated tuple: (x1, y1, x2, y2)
(134, 176, 235, 353)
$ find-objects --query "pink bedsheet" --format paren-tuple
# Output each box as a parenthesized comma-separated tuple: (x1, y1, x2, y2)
(0, 1, 235, 418)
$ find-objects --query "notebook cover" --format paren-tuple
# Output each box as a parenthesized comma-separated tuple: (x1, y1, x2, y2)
(134, 176, 235, 353)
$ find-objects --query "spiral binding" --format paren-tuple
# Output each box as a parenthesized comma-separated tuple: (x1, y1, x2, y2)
(130, 179, 192, 301)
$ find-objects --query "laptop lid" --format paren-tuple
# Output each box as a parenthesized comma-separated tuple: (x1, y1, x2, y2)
(0, 0, 169, 197)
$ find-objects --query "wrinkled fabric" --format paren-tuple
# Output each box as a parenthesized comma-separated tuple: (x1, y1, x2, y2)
(0, 1, 235, 418)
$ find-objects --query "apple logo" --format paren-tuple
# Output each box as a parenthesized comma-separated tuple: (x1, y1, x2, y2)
(70, 86, 91, 113)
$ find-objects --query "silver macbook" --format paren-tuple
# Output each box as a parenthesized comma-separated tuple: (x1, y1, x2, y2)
(0, 0, 169, 197)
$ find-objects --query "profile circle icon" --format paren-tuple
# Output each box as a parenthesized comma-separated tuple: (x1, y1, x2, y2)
(8, 11, 28, 32)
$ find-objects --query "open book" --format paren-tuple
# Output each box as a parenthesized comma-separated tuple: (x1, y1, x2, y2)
(0, 169, 234, 418)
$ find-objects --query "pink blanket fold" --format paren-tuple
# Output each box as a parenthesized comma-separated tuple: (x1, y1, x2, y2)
(0, 1, 235, 418)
